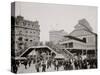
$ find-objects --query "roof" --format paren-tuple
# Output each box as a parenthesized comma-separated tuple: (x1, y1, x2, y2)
(74, 18, 93, 32)
(64, 35, 86, 43)
(20, 46, 58, 57)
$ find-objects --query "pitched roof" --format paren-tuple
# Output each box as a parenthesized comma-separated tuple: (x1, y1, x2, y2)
(75, 18, 93, 32)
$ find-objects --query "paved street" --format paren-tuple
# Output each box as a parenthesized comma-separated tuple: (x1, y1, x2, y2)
(17, 63, 64, 73)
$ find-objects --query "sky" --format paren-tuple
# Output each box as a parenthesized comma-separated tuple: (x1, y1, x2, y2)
(15, 2, 97, 42)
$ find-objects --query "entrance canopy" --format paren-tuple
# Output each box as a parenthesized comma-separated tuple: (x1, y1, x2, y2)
(20, 46, 58, 57)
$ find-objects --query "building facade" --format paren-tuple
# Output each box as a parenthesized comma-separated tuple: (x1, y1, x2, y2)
(49, 30, 67, 44)
(14, 16, 40, 56)
(60, 19, 97, 59)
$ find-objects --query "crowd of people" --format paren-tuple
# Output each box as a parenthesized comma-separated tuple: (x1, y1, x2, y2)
(11, 54, 97, 73)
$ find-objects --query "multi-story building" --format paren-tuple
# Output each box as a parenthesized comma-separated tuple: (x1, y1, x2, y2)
(49, 30, 67, 44)
(13, 16, 40, 56)
(60, 19, 97, 59)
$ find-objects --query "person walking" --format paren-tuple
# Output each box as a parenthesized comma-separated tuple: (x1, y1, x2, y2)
(28, 59, 32, 67)
(35, 60, 41, 72)
(24, 60, 28, 69)
(41, 61, 46, 72)
(54, 60, 59, 71)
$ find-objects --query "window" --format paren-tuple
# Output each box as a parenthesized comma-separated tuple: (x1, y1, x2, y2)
(18, 37, 23, 41)
(69, 42, 73, 48)
(28, 23, 30, 26)
(32, 25, 34, 27)
(23, 22, 26, 26)
(25, 39, 28, 41)
(65, 43, 68, 48)
(33, 31, 35, 34)
(30, 40, 32, 42)
(19, 31, 22, 34)
(83, 37, 86, 43)
(26, 31, 28, 33)
(30, 31, 32, 33)
(83, 50, 86, 55)
(19, 31, 22, 32)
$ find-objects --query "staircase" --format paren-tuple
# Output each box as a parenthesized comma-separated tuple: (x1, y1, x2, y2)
(61, 49, 73, 59)
(53, 44, 74, 59)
